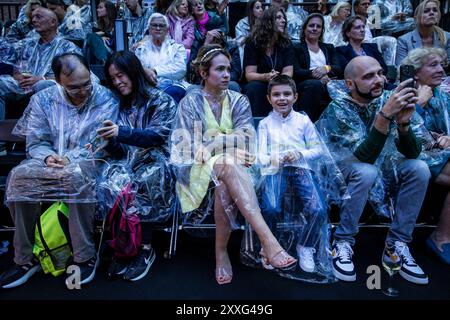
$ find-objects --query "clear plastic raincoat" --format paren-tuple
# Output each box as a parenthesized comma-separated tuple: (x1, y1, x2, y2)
(170, 87, 256, 228)
(97, 86, 178, 222)
(240, 110, 348, 283)
(412, 88, 450, 177)
(316, 91, 416, 218)
(373, 0, 415, 36)
(5, 82, 119, 204)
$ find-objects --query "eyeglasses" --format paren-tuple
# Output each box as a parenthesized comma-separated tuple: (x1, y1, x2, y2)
(65, 83, 93, 95)
(150, 23, 167, 29)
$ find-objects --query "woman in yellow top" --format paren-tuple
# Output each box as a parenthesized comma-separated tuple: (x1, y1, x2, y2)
(171, 44, 296, 285)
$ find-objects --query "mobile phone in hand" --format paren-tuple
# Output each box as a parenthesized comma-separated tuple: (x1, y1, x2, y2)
(400, 65, 415, 89)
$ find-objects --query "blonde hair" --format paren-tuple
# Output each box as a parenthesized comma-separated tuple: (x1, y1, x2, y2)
(330, 2, 351, 19)
(414, 0, 446, 47)
(401, 47, 447, 71)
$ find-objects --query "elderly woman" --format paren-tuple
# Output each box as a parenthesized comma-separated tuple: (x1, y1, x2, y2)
(404, 47, 450, 265)
(323, 1, 351, 47)
(243, 6, 295, 116)
(171, 44, 296, 285)
(134, 13, 187, 103)
(192, 0, 226, 42)
(97, 51, 177, 281)
(166, 0, 195, 57)
(293, 13, 342, 122)
(396, 0, 450, 67)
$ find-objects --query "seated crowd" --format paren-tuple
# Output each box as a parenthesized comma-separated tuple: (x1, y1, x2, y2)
(0, 0, 449, 290)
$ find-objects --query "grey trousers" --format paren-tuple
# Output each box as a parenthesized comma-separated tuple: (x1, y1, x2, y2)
(334, 158, 431, 246)
(9, 201, 96, 265)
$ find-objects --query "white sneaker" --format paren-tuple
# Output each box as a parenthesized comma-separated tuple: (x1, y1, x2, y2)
(394, 241, 428, 285)
(296, 245, 316, 273)
(331, 240, 356, 282)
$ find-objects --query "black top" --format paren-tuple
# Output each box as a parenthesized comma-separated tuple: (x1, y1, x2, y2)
(292, 41, 343, 82)
(243, 40, 295, 75)
(336, 43, 388, 75)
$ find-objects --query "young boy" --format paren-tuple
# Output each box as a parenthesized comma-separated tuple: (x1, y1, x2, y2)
(257, 75, 329, 274)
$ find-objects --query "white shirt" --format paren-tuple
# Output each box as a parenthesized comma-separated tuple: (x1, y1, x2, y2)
(257, 110, 323, 175)
(308, 49, 326, 70)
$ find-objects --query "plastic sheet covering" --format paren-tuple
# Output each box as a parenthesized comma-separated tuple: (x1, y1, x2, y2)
(124, 7, 154, 48)
(286, 5, 308, 43)
(170, 87, 257, 231)
(412, 88, 450, 168)
(373, 0, 414, 35)
(316, 91, 411, 218)
(372, 36, 397, 66)
(326, 79, 350, 100)
(97, 86, 178, 223)
(240, 110, 348, 283)
(440, 77, 450, 94)
(5, 83, 119, 203)
(5, 6, 32, 42)
(323, 15, 346, 47)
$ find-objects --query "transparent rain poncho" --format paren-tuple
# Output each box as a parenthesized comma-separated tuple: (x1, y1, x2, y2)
(96, 86, 178, 223)
(316, 91, 411, 218)
(5, 5, 33, 42)
(170, 87, 257, 230)
(411, 88, 450, 170)
(323, 15, 346, 47)
(371, 36, 397, 66)
(373, 0, 415, 36)
(286, 5, 308, 43)
(0, 35, 82, 95)
(240, 110, 348, 283)
(5, 83, 119, 204)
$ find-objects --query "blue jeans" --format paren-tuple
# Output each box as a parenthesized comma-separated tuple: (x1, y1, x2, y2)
(261, 167, 328, 248)
(158, 80, 186, 104)
(334, 159, 431, 246)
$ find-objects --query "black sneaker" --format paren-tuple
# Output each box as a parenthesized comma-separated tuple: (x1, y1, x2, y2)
(0, 258, 41, 289)
(107, 256, 129, 279)
(65, 255, 99, 287)
(331, 240, 356, 282)
(123, 246, 156, 282)
(393, 241, 428, 285)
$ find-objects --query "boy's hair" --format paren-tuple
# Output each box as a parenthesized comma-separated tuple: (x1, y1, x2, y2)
(267, 75, 297, 95)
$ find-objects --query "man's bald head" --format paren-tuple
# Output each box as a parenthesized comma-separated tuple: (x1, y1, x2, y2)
(344, 56, 381, 80)
(32, 7, 58, 33)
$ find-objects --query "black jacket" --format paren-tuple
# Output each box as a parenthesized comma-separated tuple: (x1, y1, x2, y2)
(293, 41, 343, 82)
(336, 43, 388, 75)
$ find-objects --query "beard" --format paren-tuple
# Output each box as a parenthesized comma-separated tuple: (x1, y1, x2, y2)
(354, 82, 383, 100)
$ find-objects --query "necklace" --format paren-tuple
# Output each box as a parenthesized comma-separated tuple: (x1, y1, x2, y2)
(266, 47, 278, 71)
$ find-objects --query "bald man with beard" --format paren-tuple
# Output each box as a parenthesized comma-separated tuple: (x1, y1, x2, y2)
(0, 7, 81, 123)
(317, 56, 431, 285)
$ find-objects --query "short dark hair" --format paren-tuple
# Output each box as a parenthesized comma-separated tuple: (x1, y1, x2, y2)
(104, 50, 152, 109)
(267, 74, 297, 95)
(342, 15, 366, 42)
(51, 52, 90, 81)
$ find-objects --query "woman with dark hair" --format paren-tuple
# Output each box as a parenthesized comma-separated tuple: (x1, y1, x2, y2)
(97, 50, 177, 282)
(83, 0, 117, 64)
(171, 44, 296, 285)
(336, 15, 388, 75)
(235, 0, 264, 47)
(293, 13, 342, 122)
(243, 6, 295, 116)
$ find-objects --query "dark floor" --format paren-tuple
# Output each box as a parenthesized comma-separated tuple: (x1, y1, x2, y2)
(0, 225, 449, 301)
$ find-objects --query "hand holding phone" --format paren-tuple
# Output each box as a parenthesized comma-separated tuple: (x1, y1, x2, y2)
(399, 65, 415, 89)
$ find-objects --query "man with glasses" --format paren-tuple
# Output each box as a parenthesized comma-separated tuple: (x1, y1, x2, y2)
(0, 53, 119, 289)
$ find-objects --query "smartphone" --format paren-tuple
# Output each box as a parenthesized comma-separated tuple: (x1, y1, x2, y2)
(399, 65, 415, 89)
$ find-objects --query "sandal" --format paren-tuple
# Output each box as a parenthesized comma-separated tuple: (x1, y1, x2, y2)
(261, 249, 297, 270)
(215, 266, 233, 285)
(259, 249, 274, 270)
